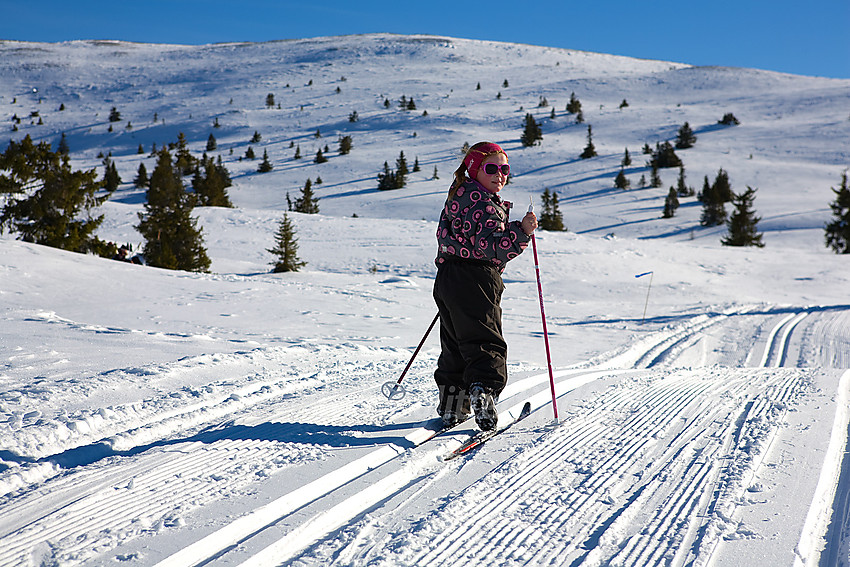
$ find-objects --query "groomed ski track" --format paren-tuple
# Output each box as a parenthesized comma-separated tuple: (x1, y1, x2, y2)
(1, 304, 849, 566)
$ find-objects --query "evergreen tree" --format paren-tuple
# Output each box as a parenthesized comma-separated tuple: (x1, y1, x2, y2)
(650, 163, 662, 188)
(174, 132, 196, 176)
(192, 155, 233, 207)
(377, 161, 398, 191)
(103, 156, 121, 193)
(719, 113, 740, 126)
(825, 171, 850, 254)
(700, 173, 728, 227)
(675, 122, 697, 149)
(251, 131, 262, 143)
(675, 164, 693, 197)
(338, 135, 353, 155)
(650, 142, 682, 169)
(663, 187, 679, 218)
(258, 149, 273, 173)
(268, 213, 305, 272)
(136, 149, 211, 272)
(621, 148, 632, 167)
(266, 93, 275, 108)
(245, 146, 255, 160)
(566, 92, 582, 114)
(292, 179, 320, 213)
(520, 113, 543, 147)
(314, 149, 328, 164)
(294, 145, 301, 160)
(712, 168, 733, 202)
(0, 135, 110, 255)
(134, 162, 149, 188)
(539, 188, 566, 231)
(614, 168, 630, 190)
(58, 132, 69, 155)
(108, 107, 121, 122)
(395, 151, 409, 186)
(206, 133, 217, 152)
(580, 125, 597, 159)
(722, 187, 764, 247)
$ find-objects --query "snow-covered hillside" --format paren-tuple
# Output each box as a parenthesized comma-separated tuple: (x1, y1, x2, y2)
(1, 34, 849, 566)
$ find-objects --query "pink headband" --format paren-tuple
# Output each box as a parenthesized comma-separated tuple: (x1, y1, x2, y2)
(464, 142, 507, 180)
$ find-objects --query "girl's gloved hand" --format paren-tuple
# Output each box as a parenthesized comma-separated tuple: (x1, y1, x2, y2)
(521, 212, 538, 235)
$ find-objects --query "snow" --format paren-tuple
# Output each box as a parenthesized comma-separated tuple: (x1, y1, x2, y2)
(1, 33, 849, 566)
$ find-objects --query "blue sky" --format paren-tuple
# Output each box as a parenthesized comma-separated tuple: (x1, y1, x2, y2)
(2, 0, 848, 79)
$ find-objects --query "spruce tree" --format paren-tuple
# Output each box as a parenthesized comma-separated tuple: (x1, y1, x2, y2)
(520, 113, 543, 147)
(615, 169, 630, 190)
(258, 150, 273, 173)
(103, 156, 121, 193)
(675, 165, 693, 197)
(206, 133, 217, 152)
(650, 163, 662, 188)
(580, 125, 597, 159)
(722, 187, 764, 247)
(58, 132, 69, 155)
(267, 213, 306, 272)
(136, 149, 211, 272)
(134, 162, 149, 188)
(338, 135, 353, 155)
(0, 135, 110, 254)
(192, 155, 233, 207)
(377, 161, 398, 190)
(621, 148, 632, 167)
(712, 168, 733, 202)
(675, 122, 697, 149)
(663, 187, 679, 218)
(292, 179, 320, 213)
(825, 171, 850, 254)
(314, 149, 327, 164)
(566, 92, 582, 114)
(395, 151, 409, 187)
(650, 142, 682, 169)
(174, 132, 196, 176)
(700, 173, 728, 227)
(539, 188, 566, 231)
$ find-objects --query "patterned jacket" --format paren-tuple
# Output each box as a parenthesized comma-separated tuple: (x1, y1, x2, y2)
(435, 179, 530, 270)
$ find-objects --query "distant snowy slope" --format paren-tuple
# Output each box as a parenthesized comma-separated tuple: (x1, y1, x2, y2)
(2, 34, 847, 253)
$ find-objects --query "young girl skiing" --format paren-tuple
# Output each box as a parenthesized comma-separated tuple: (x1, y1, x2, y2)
(433, 141, 537, 430)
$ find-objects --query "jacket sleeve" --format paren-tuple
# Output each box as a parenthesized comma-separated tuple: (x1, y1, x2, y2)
(459, 193, 530, 267)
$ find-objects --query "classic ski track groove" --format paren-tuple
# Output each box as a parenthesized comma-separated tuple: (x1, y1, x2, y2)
(333, 309, 816, 567)
(0, 307, 837, 566)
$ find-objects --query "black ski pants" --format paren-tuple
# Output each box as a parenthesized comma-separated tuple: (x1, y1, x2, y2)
(433, 259, 508, 397)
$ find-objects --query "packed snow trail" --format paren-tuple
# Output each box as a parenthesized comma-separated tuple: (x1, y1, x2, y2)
(1, 305, 847, 566)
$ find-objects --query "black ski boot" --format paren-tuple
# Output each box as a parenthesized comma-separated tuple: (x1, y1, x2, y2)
(438, 384, 471, 428)
(469, 383, 498, 431)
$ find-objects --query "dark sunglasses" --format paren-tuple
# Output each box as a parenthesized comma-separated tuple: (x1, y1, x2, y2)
(482, 163, 510, 176)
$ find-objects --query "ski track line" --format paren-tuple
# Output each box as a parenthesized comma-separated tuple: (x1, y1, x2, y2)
(233, 313, 756, 566)
(795, 369, 850, 567)
(0, 311, 777, 565)
(414, 371, 737, 566)
(393, 369, 804, 567)
(0, 365, 386, 566)
(153, 368, 630, 567)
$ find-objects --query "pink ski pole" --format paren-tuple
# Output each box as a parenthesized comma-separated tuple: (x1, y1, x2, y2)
(528, 198, 558, 421)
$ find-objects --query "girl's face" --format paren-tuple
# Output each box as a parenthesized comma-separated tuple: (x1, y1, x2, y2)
(475, 153, 509, 194)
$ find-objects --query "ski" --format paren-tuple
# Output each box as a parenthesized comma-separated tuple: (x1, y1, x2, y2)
(443, 401, 532, 461)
